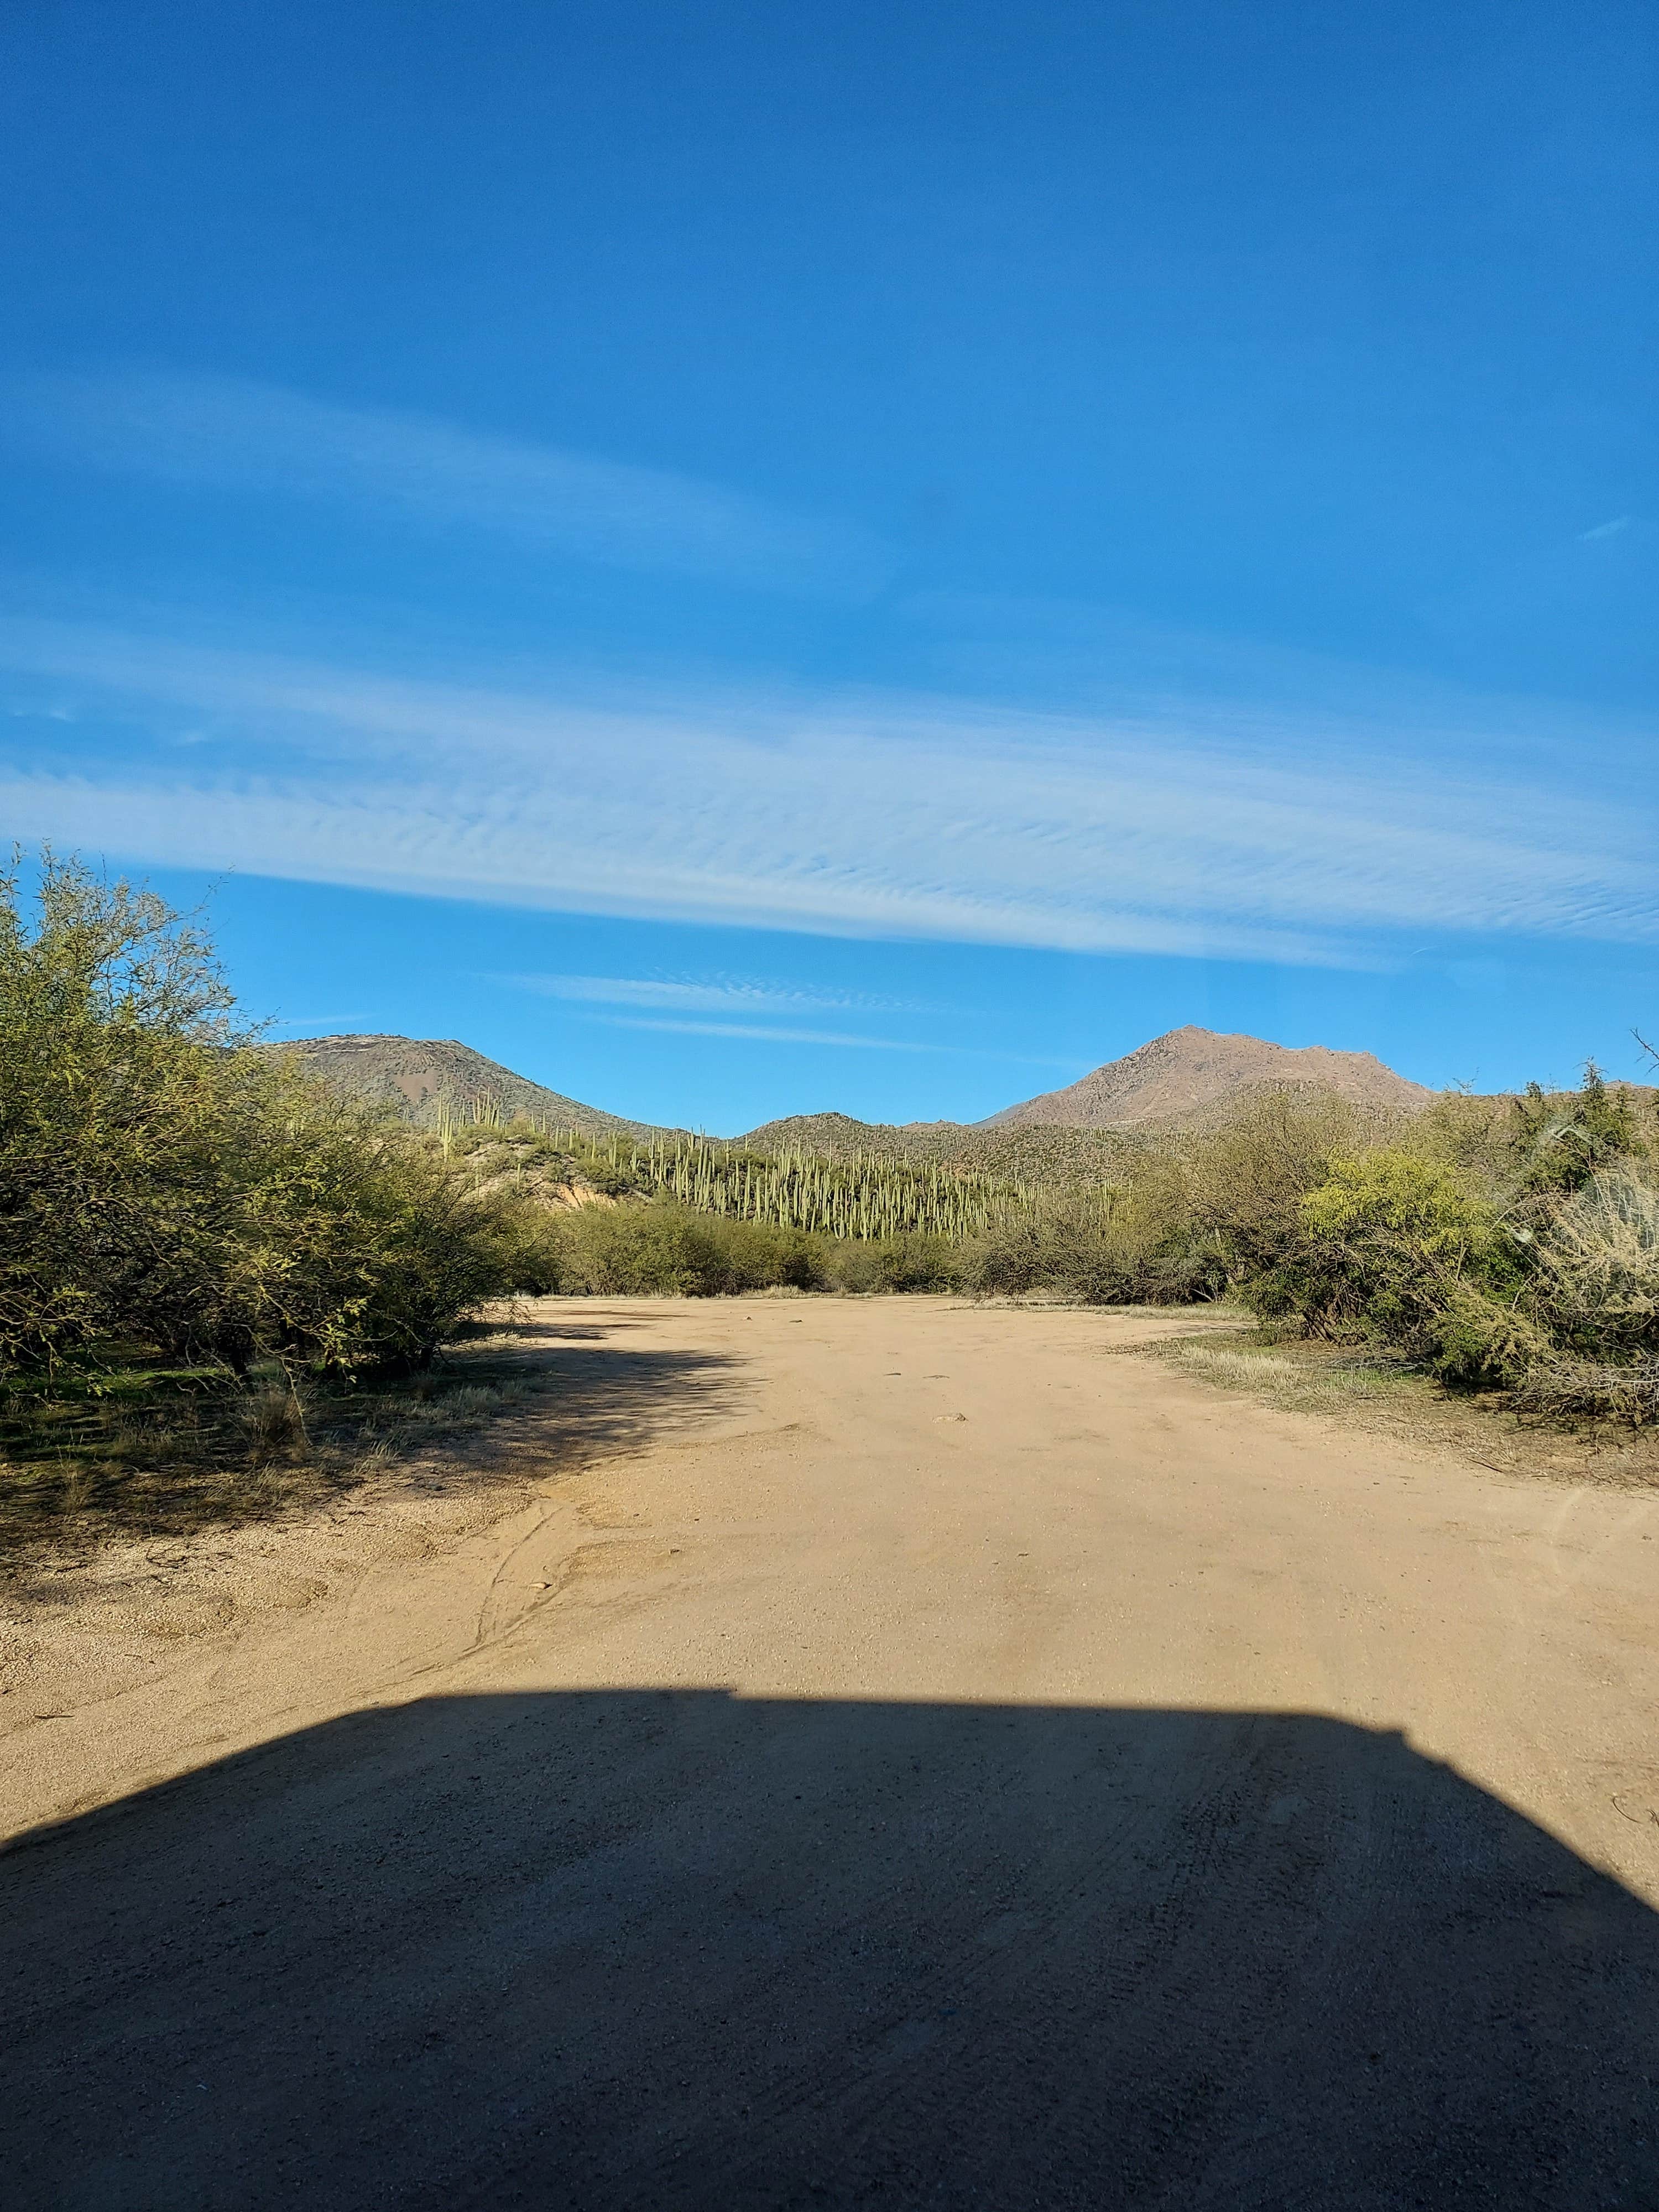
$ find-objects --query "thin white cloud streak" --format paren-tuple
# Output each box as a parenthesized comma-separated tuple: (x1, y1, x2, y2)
(1, 615, 1656, 968)
(503, 973, 917, 1015)
(596, 1016, 942, 1051)
(596, 1015, 1071, 1064)
(6, 372, 890, 599)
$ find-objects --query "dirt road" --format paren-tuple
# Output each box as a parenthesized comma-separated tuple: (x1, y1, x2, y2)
(6, 1297, 1659, 2208)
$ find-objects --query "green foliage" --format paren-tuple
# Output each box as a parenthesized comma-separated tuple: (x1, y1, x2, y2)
(0, 848, 242, 1369)
(1244, 1151, 1519, 1375)
(545, 1199, 961, 1297)
(1300, 1152, 1496, 1258)
(550, 1201, 812, 1296)
(815, 1231, 962, 1293)
(1509, 1064, 1646, 1196)
(1231, 1084, 1659, 1404)
(1173, 1091, 1387, 1279)
(964, 1092, 1378, 1311)
(965, 1192, 1224, 1306)
(221, 1112, 544, 1371)
(1421, 1285, 1554, 1389)
(0, 854, 531, 1381)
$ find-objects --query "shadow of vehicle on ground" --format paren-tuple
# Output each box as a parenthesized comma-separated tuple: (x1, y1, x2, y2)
(6, 1692, 1656, 2208)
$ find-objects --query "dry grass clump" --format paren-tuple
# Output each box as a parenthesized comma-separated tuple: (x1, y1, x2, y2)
(1159, 1336, 1402, 1415)
(1509, 1357, 1659, 1425)
(1147, 1324, 1659, 1488)
(238, 1380, 310, 1457)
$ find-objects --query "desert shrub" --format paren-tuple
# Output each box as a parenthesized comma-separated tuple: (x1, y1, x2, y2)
(0, 854, 528, 1378)
(1246, 1151, 1522, 1376)
(967, 1204, 1159, 1303)
(958, 1095, 1386, 1308)
(544, 1200, 963, 1297)
(1508, 1066, 1647, 1197)
(1416, 1283, 1554, 1388)
(1300, 1152, 1499, 1264)
(549, 1200, 823, 1296)
(1229, 1090, 1659, 1401)
(1413, 1067, 1650, 1200)
(817, 1232, 961, 1293)
(225, 1109, 547, 1370)
(1173, 1091, 1399, 1279)
(0, 850, 248, 1370)
(1526, 1167, 1659, 1361)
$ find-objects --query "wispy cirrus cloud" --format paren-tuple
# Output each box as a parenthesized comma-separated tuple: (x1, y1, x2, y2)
(501, 973, 920, 1016)
(1, 612, 1656, 968)
(594, 1016, 943, 1051)
(3, 371, 892, 599)
(592, 1014, 1073, 1063)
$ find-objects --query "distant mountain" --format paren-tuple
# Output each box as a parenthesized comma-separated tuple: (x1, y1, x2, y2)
(982, 1026, 1431, 1131)
(273, 1025, 1433, 1157)
(269, 1034, 662, 1139)
(740, 1112, 914, 1155)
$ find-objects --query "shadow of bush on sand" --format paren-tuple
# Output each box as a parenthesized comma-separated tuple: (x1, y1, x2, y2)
(5, 1692, 1656, 2210)
(0, 1314, 747, 1567)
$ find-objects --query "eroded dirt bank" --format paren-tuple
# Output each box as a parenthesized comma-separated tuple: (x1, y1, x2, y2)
(5, 1297, 1659, 2208)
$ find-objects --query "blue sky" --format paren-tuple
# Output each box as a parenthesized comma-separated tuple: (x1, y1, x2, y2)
(3, 1, 1655, 1131)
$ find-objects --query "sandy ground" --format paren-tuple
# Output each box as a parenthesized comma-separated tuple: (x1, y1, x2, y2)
(5, 1295, 1659, 2209)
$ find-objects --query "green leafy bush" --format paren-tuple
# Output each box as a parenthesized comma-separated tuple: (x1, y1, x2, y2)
(549, 1201, 819, 1296)
(966, 1204, 1168, 1304)
(1508, 1065, 1646, 1197)
(1416, 1284, 1553, 1389)
(1246, 1151, 1521, 1376)
(543, 1199, 963, 1297)
(221, 1106, 551, 1370)
(0, 854, 531, 1379)
(817, 1231, 961, 1293)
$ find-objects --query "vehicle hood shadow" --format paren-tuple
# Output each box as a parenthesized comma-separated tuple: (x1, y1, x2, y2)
(5, 1691, 1656, 2208)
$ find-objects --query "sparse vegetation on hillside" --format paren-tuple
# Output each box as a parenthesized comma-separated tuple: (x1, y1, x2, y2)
(444, 1117, 1036, 1240)
(271, 1031, 653, 1140)
(738, 1113, 1139, 1187)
